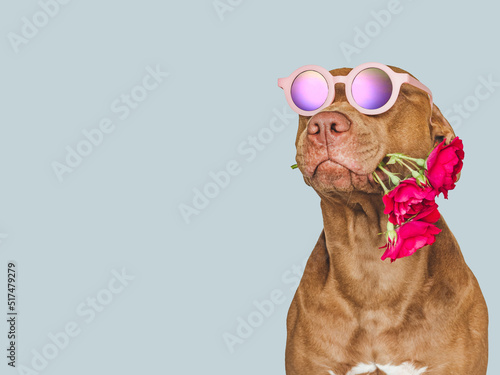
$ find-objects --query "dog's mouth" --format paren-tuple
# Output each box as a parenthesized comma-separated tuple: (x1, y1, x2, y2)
(308, 157, 388, 193)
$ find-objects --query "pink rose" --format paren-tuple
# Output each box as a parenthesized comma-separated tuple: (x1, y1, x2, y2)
(382, 178, 439, 225)
(381, 221, 442, 262)
(425, 137, 465, 198)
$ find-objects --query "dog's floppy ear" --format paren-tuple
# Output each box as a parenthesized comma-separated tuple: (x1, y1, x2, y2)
(429, 104, 456, 145)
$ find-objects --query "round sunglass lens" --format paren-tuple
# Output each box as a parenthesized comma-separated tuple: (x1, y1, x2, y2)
(290, 71, 329, 112)
(351, 68, 393, 110)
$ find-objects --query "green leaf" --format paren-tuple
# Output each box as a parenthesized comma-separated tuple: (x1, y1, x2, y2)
(291, 164, 298, 169)
(386, 156, 397, 165)
(390, 175, 401, 185)
(415, 158, 425, 167)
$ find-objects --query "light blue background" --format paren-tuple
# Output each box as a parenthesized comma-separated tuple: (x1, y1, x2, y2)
(0, 0, 498, 374)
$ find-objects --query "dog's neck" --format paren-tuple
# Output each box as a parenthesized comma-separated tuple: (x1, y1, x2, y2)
(318, 193, 432, 308)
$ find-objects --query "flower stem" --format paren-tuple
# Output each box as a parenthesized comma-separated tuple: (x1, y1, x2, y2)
(378, 165, 401, 186)
(372, 171, 389, 194)
(399, 158, 419, 170)
(386, 154, 425, 167)
(396, 159, 422, 180)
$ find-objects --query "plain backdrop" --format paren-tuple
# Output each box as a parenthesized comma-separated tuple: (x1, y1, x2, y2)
(0, 0, 498, 374)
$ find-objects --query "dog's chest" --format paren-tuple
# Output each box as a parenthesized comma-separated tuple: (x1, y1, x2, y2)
(354, 308, 403, 338)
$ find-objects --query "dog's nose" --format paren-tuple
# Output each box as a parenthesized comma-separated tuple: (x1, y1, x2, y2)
(307, 112, 351, 143)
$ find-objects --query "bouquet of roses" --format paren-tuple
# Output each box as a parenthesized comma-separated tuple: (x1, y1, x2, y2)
(373, 137, 465, 262)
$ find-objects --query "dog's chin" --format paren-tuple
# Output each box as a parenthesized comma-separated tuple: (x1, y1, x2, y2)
(308, 160, 380, 194)
(310, 160, 352, 192)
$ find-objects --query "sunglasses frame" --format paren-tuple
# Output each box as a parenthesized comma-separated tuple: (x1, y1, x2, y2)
(277, 62, 433, 116)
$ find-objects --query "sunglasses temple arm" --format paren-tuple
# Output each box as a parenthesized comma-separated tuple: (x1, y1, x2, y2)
(406, 75, 433, 107)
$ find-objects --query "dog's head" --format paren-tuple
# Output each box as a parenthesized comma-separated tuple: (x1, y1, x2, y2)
(293, 65, 456, 197)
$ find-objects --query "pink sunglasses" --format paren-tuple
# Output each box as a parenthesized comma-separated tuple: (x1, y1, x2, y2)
(277, 62, 433, 116)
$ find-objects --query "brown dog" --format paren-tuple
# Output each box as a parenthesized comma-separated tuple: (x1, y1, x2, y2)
(285, 66, 488, 375)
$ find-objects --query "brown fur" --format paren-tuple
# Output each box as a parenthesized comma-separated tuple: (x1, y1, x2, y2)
(285, 65, 488, 375)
